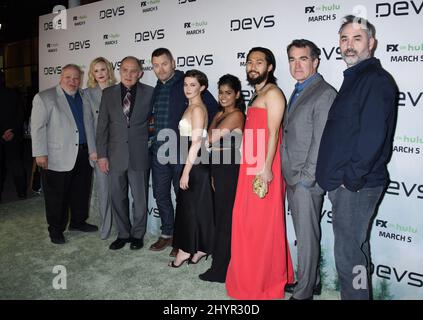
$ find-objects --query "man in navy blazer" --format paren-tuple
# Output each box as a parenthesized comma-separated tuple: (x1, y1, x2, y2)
(148, 48, 218, 256)
(316, 15, 397, 300)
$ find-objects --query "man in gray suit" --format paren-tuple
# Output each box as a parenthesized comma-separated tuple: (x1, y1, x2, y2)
(31, 64, 98, 244)
(96, 56, 154, 251)
(281, 39, 337, 300)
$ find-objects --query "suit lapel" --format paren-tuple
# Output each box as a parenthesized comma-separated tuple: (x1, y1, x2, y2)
(130, 82, 143, 122)
(113, 85, 127, 122)
(287, 74, 323, 119)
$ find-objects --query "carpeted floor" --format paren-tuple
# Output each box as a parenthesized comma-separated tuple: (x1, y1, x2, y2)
(0, 196, 339, 300)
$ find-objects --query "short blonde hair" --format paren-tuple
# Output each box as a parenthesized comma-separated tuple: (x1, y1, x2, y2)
(86, 57, 117, 88)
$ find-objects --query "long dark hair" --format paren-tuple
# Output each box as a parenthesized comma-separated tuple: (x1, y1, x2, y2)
(218, 74, 246, 113)
(246, 47, 277, 85)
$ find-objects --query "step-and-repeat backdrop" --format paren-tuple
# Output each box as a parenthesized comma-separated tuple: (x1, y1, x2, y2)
(39, 0, 422, 299)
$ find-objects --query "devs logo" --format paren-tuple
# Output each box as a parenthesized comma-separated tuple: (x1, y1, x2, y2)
(184, 20, 207, 36)
(304, 4, 340, 22)
(176, 54, 213, 67)
(140, 0, 159, 13)
(373, 263, 423, 288)
(237, 52, 246, 67)
(321, 46, 342, 60)
(44, 66, 62, 75)
(148, 206, 160, 218)
(69, 40, 91, 51)
(386, 43, 423, 62)
(386, 180, 423, 198)
(178, 0, 196, 4)
(230, 15, 275, 31)
(241, 89, 255, 103)
(44, 20, 63, 31)
(103, 33, 120, 46)
(111, 61, 121, 71)
(376, 1, 423, 17)
(398, 91, 423, 107)
(99, 6, 125, 19)
(135, 29, 165, 42)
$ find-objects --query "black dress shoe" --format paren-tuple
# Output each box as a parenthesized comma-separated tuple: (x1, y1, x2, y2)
(50, 234, 65, 244)
(285, 282, 296, 293)
(289, 295, 313, 300)
(109, 238, 129, 250)
(313, 283, 322, 295)
(199, 269, 225, 283)
(69, 222, 98, 232)
(130, 238, 144, 250)
(285, 282, 322, 296)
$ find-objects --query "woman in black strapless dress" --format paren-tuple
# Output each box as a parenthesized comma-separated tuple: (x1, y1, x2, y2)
(199, 74, 245, 282)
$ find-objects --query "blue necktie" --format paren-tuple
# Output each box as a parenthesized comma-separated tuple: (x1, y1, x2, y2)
(288, 83, 301, 111)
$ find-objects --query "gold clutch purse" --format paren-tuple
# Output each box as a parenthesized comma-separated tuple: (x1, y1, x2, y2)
(253, 175, 267, 199)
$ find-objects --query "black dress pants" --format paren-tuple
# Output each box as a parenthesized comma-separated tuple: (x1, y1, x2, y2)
(0, 139, 27, 197)
(42, 145, 92, 237)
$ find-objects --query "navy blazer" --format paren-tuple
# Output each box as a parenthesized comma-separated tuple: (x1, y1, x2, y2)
(316, 58, 397, 192)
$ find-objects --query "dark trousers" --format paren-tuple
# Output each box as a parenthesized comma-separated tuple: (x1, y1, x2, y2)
(42, 145, 92, 237)
(0, 139, 27, 197)
(328, 185, 384, 300)
(151, 150, 183, 237)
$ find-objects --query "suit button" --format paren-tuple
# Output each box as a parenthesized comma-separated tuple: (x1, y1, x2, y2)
(76, 130, 78, 133)
(127, 125, 130, 128)
(284, 129, 288, 133)
(126, 141, 128, 143)
(96, 111, 99, 114)
(75, 144, 78, 146)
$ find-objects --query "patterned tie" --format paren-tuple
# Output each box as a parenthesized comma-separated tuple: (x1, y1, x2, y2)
(123, 89, 131, 122)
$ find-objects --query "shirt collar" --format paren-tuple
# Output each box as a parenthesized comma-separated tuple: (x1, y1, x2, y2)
(295, 73, 319, 93)
(344, 57, 379, 76)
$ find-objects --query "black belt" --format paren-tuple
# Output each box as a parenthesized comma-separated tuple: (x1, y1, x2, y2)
(78, 143, 88, 150)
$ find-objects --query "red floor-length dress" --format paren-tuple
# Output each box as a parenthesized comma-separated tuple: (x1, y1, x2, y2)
(226, 107, 294, 300)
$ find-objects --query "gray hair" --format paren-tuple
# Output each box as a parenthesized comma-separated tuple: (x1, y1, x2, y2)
(339, 15, 376, 39)
(62, 63, 83, 76)
(120, 56, 143, 70)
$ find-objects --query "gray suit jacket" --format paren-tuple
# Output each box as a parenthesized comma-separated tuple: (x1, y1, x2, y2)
(96, 82, 154, 172)
(84, 85, 102, 134)
(281, 74, 337, 187)
(31, 85, 95, 172)
(84, 85, 102, 168)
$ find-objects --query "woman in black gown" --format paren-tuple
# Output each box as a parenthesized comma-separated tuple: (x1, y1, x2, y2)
(169, 70, 214, 267)
(199, 74, 245, 282)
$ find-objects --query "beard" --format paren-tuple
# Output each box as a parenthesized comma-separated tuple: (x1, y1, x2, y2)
(341, 48, 369, 67)
(247, 70, 268, 86)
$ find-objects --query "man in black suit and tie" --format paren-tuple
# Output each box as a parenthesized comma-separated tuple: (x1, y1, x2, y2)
(96, 56, 154, 250)
(0, 71, 27, 202)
